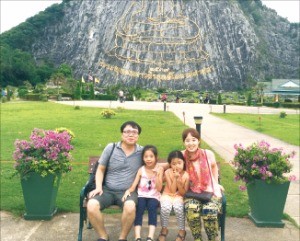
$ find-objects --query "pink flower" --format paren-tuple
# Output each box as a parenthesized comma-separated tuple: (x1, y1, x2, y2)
(288, 175, 297, 181)
(239, 185, 247, 191)
(12, 128, 74, 178)
(234, 176, 241, 182)
(266, 171, 273, 177)
(233, 140, 296, 190)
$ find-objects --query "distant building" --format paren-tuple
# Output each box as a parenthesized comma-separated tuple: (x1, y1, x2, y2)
(263, 79, 300, 101)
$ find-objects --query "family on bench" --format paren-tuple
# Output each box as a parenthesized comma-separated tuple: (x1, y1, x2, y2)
(78, 121, 226, 241)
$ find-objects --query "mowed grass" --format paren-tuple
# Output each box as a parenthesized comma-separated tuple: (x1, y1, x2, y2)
(0, 101, 248, 217)
(212, 113, 300, 146)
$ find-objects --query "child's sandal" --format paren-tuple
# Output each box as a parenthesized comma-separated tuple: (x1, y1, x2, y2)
(156, 229, 168, 241)
(175, 231, 186, 241)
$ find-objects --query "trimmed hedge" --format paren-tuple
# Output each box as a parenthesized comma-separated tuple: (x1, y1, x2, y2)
(25, 94, 48, 101)
(263, 102, 300, 109)
(94, 95, 117, 100)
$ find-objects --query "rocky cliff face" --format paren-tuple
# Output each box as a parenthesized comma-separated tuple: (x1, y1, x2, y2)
(31, 0, 299, 90)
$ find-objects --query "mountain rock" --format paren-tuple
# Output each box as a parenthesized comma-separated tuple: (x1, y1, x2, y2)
(20, 0, 300, 90)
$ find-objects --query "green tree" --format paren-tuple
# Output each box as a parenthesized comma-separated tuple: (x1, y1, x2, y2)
(217, 93, 222, 104)
(0, 45, 36, 87)
(89, 83, 95, 100)
(18, 86, 29, 99)
(253, 82, 266, 104)
(49, 73, 65, 95)
(57, 63, 72, 78)
(74, 81, 82, 100)
(33, 83, 46, 94)
(247, 92, 252, 106)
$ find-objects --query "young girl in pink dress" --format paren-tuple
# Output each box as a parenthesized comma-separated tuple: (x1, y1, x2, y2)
(157, 150, 189, 241)
(122, 145, 164, 241)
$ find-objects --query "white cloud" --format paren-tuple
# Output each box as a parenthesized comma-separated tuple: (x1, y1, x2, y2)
(262, 0, 299, 23)
(1, 0, 298, 34)
(0, 0, 62, 33)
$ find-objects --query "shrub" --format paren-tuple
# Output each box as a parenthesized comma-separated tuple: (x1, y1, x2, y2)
(247, 92, 252, 106)
(1, 96, 7, 103)
(117, 107, 125, 112)
(217, 93, 222, 104)
(273, 102, 280, 108)
(18, 88, 29, 99)
(101, 109, 116, 119)
(95, 95, 117, 100)
(25, 94, 41, 101)
(279, 112, 287, 118)
(55, 127, 75, 140)
(39, 94, 48, 102)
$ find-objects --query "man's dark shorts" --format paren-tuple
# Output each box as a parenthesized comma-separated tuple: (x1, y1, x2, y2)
(92, 186, 138, 210)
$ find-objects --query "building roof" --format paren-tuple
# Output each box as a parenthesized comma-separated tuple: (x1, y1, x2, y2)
(263, 79, 300, 95)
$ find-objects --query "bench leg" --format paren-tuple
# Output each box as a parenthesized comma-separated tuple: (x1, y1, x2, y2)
(78, 191, 86, 241)
(219, 193, 227, 241)
(78, 205, 85, 241)
(87, 219, 93, 229)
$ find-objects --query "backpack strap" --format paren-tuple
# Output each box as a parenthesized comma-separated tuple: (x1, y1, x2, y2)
(84, 143, 116, 196)
(103, 142, 116, 178)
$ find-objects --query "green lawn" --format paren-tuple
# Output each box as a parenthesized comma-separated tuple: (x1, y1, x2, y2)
(212, 113, 300, 146)
(0, 102, 247, 217)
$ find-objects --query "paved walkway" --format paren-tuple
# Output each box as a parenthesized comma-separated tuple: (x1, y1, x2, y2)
(1, 211, 299, 241)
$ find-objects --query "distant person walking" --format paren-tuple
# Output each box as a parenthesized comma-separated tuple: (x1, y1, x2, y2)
(204, 94, 210, 104)
(118, 90, 125, 103)
(199, 94, 203, 103)
(161, 93, 167, 102)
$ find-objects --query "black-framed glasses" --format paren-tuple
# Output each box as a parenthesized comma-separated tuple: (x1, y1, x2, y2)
(123, 130, 139, 136)
(147, 180, 152, 190)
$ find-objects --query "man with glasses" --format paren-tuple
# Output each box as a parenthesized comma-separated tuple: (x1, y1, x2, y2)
(87, 121, 143, 241)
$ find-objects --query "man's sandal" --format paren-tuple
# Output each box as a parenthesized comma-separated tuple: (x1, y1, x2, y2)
(175, 231, 186, 241)
(156, 230, 168, 241)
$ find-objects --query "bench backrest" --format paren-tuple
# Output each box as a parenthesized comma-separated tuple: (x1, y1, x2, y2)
(88, 156, 99, 174)
(88, 156, 167, 174)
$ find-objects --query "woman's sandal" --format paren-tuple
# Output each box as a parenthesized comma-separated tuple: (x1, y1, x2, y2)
(146, 238, 154, 241)
(175, 231, 186, 241)
(135, 239, 142, 241)
(156, 229, 168, 241)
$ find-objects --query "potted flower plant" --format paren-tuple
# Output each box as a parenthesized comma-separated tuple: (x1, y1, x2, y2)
(233, 140, 296, 227)
(12, 128, 74, 220)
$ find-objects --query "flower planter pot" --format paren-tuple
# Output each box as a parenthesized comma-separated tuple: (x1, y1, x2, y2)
(247, 179, 290, 227)
(21, 173, 61, 220)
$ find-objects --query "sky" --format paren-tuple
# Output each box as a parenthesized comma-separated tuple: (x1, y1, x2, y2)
(0, 0, 299, 33)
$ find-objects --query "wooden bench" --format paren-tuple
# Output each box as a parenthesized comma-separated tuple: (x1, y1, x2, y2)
(78, 157, 226, 241)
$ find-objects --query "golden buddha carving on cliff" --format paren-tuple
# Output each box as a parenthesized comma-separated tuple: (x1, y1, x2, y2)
(100, 0, 213, 81)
